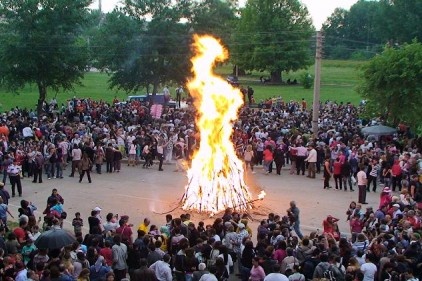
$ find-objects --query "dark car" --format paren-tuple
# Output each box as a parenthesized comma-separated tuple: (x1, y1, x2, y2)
(226, 75, 239, 87)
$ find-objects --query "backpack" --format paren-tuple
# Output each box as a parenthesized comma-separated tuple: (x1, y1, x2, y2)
(323, 264, 345, 281)
(323, 265, 337, 281)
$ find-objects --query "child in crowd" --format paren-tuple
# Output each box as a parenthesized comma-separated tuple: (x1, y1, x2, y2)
(72, 212, 84, 235)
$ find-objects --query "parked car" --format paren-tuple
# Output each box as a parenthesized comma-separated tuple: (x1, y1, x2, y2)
(226, 75, 239, 87)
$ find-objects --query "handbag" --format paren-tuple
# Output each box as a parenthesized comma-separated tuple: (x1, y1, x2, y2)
(351, 175, 357, 184)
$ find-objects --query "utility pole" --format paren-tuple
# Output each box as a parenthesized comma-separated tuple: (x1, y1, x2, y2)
(312, 31, 323, 139)
(99, 0, 102, 13)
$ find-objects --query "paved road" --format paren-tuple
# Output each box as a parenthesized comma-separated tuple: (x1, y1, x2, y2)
(7, 163, 383, 238)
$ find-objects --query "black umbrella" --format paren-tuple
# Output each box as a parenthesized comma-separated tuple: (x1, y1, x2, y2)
(35, 228, 76, 249)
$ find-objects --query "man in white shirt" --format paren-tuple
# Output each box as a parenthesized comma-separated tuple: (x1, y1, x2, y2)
(264, 264, 289, 281)
(360, 253, 377, 281)
(149, 254, 172, 281)
(357, 165, 368, 204)
(305, 143, 317, 178)
(69, 144, 82, 177)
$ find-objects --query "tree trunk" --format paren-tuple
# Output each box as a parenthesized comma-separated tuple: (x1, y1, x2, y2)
(37, 82, 47, 117)
(270, 70, 282, 83)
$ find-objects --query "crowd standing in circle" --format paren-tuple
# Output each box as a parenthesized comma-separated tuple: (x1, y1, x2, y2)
(0, 92, 421, 281)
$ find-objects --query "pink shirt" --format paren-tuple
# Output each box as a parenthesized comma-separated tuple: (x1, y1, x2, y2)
(250, 265, 266, 281)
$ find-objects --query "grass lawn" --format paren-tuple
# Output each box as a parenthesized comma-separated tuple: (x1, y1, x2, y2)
(0, 60, 364, 112)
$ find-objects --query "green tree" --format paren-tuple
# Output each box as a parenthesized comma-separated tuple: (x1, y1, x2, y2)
(321, 8, 349, 59)
(358, 41, 422, 131)
(189, 0, 238, 46)
(0, 0, 91, 115)
(231, 0, 313, 83)
(322, 1, 382, 59)
(375, 0, 422, 44)
(92, 0, 192, 95)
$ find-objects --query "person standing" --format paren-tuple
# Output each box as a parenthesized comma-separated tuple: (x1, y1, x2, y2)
(94, 143, 104, 174)
(360, 253, 377, 281)
(78, 153, 92, 183)
(2, 155, 13, 184)
(357, 165, 368, 204)
(173, 139, 185, 172)
(367, 159, 380, 193)
(341, 159, 354, 192)
(243, 145, 255, 174)
(7, 159, 23, 197)
(176, 86, 184, 109)
(287, 201, 304, 239)
(247, 86, 254, 106)
(273, 145, 284, 175)
(255, 139, 264, 166)
(333, 158, 343, 190)
(113, 146, 123, 172)
(105, 143, 114, 173)
(32, 152, 44, 183)
(112, 234, 128, 281)
(262, 145, 274, 175)
(149, 254, 173, 281)
(55, 147, 64, 179)
(323, 156, 332, 189)
(156, 137, 166, 172)
(305, 144, 317, 178)
(296, 143, 307, 176)
(69, 144, 82, 177)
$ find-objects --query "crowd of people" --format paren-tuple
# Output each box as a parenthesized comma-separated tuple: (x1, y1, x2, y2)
(0, 93, 421, 281)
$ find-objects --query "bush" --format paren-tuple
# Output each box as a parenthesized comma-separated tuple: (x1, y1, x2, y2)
(300, 73, 313, 89)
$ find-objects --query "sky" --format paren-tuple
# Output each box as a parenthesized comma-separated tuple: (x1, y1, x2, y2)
(90, 0, 358, 30)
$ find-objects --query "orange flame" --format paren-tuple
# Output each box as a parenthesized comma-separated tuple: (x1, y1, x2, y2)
(182, 35, 252, 214)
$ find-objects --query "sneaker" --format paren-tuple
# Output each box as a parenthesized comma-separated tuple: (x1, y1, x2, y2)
(53, 177, 56, 179)
(48, 178, 51, 180)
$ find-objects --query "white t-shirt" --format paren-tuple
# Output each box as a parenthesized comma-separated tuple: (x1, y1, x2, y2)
(127, 135, 136, 145)
(361, 262, 377, 281)
(357, 170, 367, 186)
(22, 127, 34, 137)
(264, 273, 289, 281)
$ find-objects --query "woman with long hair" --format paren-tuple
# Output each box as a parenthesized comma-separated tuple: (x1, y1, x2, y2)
(240, 240, 255, 281)
(323, 156, 332, 189)
(78, 153, 92, 183)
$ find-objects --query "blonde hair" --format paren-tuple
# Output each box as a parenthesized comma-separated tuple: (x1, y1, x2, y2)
(246, 145, 252, 151)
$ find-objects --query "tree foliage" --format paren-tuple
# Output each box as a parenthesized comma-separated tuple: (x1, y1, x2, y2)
(231, 0, 314, 82)
(92, 0, 238, 95)
(0, 0, 91, 114)
(358, 41, 422, 132)
(93, 0, 193, 94)
(322, 0, 422, 60)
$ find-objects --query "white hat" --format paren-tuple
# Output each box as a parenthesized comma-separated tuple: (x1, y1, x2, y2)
(392, 204, 400, 208)
(238, 223, 245, 229)
(93, 207, 102, 211)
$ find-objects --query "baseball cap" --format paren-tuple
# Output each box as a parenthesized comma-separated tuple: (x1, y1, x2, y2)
(238, 223, 245, 229)
(393, 204, 400, 208)
(93, 207, 102, 211)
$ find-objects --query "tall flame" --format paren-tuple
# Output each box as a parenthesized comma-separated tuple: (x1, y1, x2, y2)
(182, 35, 252, 214)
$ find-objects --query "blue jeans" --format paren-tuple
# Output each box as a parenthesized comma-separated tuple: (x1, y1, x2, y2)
(47, 163, 55, 178)
(263, 160, 272, 172)
(293, 222, 304, 239)
(55, 162, 63, 178)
